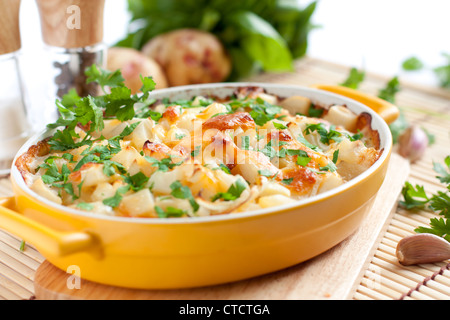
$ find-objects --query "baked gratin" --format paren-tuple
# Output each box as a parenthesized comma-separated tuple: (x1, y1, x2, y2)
(16, 73, 382, 218)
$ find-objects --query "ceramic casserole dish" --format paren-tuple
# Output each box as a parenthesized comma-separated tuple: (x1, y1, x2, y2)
(0, 83, 398, 289)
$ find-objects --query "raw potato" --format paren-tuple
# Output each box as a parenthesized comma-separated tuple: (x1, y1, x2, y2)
(106, 47, 168, 93)
(142, 29, 231, 86)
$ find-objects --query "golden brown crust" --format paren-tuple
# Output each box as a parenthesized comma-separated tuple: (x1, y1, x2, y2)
(202, 112, 255, 131)
(15, 138, 51, 180)
(355, 112, 381, 150)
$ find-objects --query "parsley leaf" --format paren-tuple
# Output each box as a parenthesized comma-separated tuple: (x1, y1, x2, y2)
(212, 179, 248, 202)
(273, 122, 287, 130)
(402, 56, 424, 71)
(124, 172, 149, 192)
(144, 155, 182, 172)
(433, 156, 450, 184)
(85, 64, 125, 92)
(400, 182, 429, 210)
(304, 123, 343, 144)
(103, 185, 130, 208)
(378, 76, 401, 104)
(154, 206, 186, 218)
(170, 180, 199, 212)
(340, 67, 365, 89)
(241, 136, 250, 150)
(332, 149, 339, 164)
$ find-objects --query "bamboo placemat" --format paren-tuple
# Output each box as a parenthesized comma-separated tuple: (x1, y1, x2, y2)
(0, 57, 449, 300)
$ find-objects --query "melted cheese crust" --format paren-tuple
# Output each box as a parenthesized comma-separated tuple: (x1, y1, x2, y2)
(17, 88, 382, 218)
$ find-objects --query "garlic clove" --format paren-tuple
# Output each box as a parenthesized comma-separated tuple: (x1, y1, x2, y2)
(396, 233, 450, 266)
(397, 125, 429, 163)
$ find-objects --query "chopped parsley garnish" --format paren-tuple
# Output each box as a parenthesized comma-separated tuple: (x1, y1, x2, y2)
(102, 185, 130, 208)
(332, 149, 339, 164)
(77, 202, 94, 211)
(308, 105, 324, 118)
(170, 181, 199, 212)
(258, 169, 276, 178)
(154, 206, 186, 218)
(304, 123, 343, 145)
(175, 133, 186, 140)
(212, 179, 248, 202)
(319, 161, 337, 173)
(273, 122, 287, 130)
(124, 172, 149, 192)
(340, 67, 365, 89)
(241, 97, 283, 126)
(47, 65, 156, 152)
(144, 155, 182, 172)
(191, 146, 201, 157)
(282, 178, 294, 185)
(241, 136, 250, 150)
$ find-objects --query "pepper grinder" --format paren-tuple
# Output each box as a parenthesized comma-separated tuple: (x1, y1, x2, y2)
(0, 0, 31, 176)
(35, 0, 106, 99)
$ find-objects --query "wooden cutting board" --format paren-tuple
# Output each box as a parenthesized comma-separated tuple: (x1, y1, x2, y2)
(33, 154, 410, 300)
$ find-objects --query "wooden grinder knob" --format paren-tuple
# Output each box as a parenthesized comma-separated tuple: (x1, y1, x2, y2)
(36, 0, 105, 48)
(0, 0, 22, 55)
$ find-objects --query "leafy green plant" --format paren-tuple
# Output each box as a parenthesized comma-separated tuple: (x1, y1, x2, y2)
(400, 156, 450, 242)
(116, 0, 317, 80)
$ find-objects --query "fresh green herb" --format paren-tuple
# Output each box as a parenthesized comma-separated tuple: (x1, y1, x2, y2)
(402, 56, 424, 71)
(332, 149, 339, 164)
(378, 76, 401, 104)
(248, 98, 283, 126)
(284, 149, 311, 167)
(170, 181, 199, 212)
(273, 122, 287, 130)
(259, 140, 277, 159)
(175, 133, 186, 140)
(144, 155, 182, 172)
(348, 131, 363, 142)
(297, 155, 311, 167)
(17, 240, 26, 252)
(102, 160, 127, 177)
(47, 66, 156, 152)
(304, 123, 343, 145)
(433, 156, 450, 184)
(213, 164, 231, 174)
(296, 135, 322, 152)
(241, 136, 250, 150)
(191, 146, 201, 157)
(258, 169, 276, 178)
(117, 0, 317, 80)
(281, 178, 294, 185)
(154, 206, 186, 218)
(212, 179, 248, 202)
(103, 185, 130, 208)
(400, 156, 450, 241)
(340, 67, 365, 89)
(319, 161, 337, 173)
(308, 106, 324, 118)
(124, 172, 149, 191)
(76, 202, 95, 211)
(86, 64, 125, 92)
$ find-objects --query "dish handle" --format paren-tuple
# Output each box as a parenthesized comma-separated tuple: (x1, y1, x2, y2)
(311, 84, 400, 124)
(0, 197, 99, 257)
